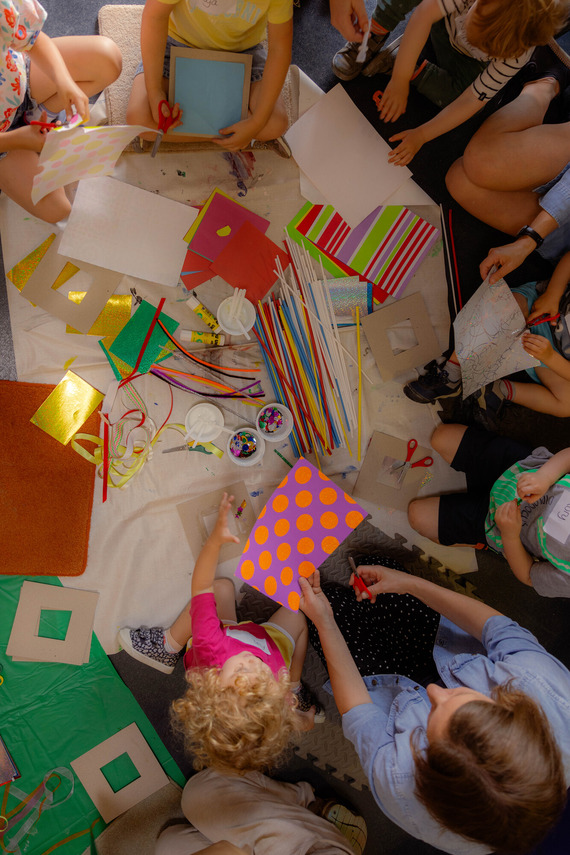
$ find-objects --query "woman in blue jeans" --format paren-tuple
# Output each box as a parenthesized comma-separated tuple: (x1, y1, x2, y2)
(299, 563, 570, 854)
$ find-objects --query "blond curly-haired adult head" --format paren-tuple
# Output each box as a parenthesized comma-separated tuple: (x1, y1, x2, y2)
(171, 663, 297, 775)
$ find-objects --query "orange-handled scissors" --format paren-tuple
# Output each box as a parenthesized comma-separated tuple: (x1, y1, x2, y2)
(151, 100, 180, 158)
(391, 438, 433, 485)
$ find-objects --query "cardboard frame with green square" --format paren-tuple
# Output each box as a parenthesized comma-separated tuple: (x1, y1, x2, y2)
(361, 292, 440, 381)
(70, 723, 169, 823)
(6, 581, 99, 665)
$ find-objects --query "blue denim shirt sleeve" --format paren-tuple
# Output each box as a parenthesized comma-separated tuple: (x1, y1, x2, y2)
(538, 164, 570, 228)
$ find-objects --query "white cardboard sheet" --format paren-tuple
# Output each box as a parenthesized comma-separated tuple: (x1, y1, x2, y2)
(285, 84, 411, 227)
(58, 177, 199, 287)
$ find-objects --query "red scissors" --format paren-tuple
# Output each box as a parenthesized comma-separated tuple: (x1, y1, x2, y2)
(349, 556, 372, 600)
(151, 100, 180, 158)
(391, 439, 433, 485)
(527, 312, 561, 327)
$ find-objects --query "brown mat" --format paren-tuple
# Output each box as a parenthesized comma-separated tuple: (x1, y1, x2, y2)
(0, 380, 100, 576)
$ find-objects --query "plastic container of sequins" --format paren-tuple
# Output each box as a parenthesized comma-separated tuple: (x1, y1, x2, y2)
(226, 427, 265, 466)
(255, 403, 293, 443)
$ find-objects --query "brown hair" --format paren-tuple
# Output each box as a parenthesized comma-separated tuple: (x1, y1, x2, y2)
(469, 0, 569, 58)
(171, 666, 297, 775)
(413, 683, 566, 853)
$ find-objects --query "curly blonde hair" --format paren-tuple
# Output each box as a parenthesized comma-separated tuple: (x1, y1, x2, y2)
(171, 666, 297, 775)
(471, 0, 569, 58)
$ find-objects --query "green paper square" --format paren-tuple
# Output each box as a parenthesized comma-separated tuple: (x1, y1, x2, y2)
(109, 301, 179, 375)
(38, 608, 72, 640)
(101, 751, 141, 793)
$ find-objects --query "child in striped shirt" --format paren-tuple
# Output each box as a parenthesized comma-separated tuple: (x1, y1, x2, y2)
(331, 0, 568, 166)
(407, 424, 570, 598)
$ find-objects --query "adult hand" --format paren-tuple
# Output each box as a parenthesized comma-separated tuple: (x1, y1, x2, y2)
(494, 499, 522, 540)
(388, 126, 424, 166)
(480, 239, 533, 284)
(298, 570, 334, 627)
(350, 564, 411, 602)
(516, 471, 550, 504)
(521, 332, 554, 365)
(212, 493, 240, 545)
(215, 117, 260, 152)
(527, 292, 561, 324)
(329, 0, 369, 41)
(378, 78, 409, 123)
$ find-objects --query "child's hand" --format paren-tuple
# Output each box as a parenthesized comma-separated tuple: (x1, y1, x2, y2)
(527, 292, 561, 325)
(516, 472, 549, 504)
(214, 117, 259, 152)
(388, 126, 425, 166)
(298, 570, 334, 627)
(211, 493, 240, 546)
(494, 499, 522, 540)
(19, 123, 49, 152)
(378, 78, 410, 123)
(56, 76, 89, 122)
(350, 564, 410, 602)
(521, 332, 554, 364)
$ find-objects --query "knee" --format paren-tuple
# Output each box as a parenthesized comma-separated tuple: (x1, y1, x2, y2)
(97, 37, 122, 85)
(445, 157, 467, 203)
(407, 498, 426, 534)
(430, 423, 451, 455)
(36, 192, 71, 224)
(461, 134, 498, 188)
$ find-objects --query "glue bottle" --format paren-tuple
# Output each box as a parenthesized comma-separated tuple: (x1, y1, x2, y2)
(186, 292, 221, 333)
(180, 329, 226, 346)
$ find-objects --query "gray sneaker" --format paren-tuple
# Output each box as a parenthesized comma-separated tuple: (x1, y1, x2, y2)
(332, 31, 389, 81)
(118, 626, 181, 674)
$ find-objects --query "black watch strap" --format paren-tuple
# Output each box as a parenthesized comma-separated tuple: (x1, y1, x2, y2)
(516, 225, 544, 249)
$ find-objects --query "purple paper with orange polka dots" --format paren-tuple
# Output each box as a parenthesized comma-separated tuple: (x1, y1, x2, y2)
(235, 458, 367, 611)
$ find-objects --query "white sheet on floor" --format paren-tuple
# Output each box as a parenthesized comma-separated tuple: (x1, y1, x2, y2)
(1, 148, 474, 654)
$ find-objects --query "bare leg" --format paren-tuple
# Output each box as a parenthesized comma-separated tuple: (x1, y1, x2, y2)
(126, 72, 169, 140)
(0, 149, 70, 222)
(168, 578, 237, 647)
(446, 79, 570, 233)
(408, 497, 441, 542)
(430, 423, 468, 464)
(511, 367, 570, 416)
(29, 36, 122, 109)
(248, 81, 288, 141)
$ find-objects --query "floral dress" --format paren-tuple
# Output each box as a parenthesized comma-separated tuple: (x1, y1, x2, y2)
(0, 0, 46, 132)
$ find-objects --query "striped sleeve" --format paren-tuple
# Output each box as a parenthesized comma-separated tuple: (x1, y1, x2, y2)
(471, 49, 533, 101)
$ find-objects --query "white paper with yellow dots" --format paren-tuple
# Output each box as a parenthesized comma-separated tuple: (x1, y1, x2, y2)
(235, 459, 368, 611)
(31, 123, 152, 205)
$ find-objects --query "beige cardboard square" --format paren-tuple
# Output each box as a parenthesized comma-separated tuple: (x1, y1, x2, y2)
(71, 723, 169, 823)
(352, 431, 432, 512)
(20, 232, 123, 334)
(361, 292, 440, 381)
(168, 47, 252, 141)
(177, 481, 254, 563)
(6, 582, 99, 665)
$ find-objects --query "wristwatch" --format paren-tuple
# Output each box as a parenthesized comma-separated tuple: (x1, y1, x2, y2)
(516, 225, 544, 249)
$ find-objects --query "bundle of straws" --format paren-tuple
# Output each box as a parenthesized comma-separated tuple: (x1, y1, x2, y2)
(253, 239, 364, 462)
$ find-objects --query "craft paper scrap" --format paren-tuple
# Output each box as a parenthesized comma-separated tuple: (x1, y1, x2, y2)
(296, 203, 440, 303)
(6, 233, 56, 291)
(31, 123, 153, 205)
(327, 276, 373, 319)
(66, 293, 132, 336)
(286, 203, 357, 281)
(235, 458, 367, 611)
(210, 220, 290, 302)
(109, 300, 179, 375)
(453, 275, 540, 398)
(180, 246, 215, 289)
(184, 188, 270, 262)
(30, 371, 104, 445)
(285, 84, 410, 227)
(59, 177, 198, 287)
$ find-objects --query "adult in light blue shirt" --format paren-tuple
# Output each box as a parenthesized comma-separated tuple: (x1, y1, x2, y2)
(299, 565, 569, 855)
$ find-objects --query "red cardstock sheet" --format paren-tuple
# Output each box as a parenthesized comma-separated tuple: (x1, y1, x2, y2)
(211, 221, 290, 302)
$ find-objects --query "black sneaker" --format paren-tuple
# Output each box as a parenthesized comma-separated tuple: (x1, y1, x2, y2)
(362, 35, 401, 77)
(332, 31, 389, 81)
(294, 682, 326, 723)
(118, 626, 181, 674)
(469, 381, 507, 430)
(403, 360, 462, 404)
(523, 42, 570, 97)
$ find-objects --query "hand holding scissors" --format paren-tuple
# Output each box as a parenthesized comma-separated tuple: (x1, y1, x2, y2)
(391, 439, 433, 485)
(151, 100, 181, 158)
(349, 556, 372, 600)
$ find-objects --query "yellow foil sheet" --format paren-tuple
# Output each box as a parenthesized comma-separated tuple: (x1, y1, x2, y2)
(6, 234, 56, 291)
(66, 293, 132, 336)
(30, 371, 104, 445)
